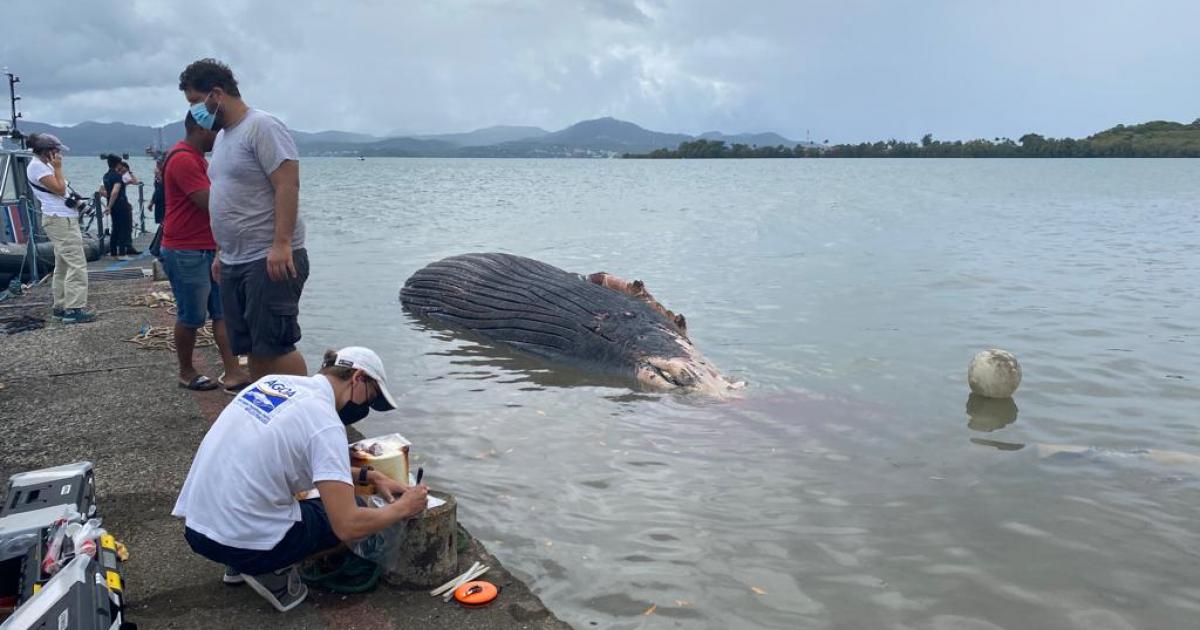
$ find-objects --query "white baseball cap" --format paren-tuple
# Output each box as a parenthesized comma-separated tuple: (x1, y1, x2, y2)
(328, 346, 398, 411)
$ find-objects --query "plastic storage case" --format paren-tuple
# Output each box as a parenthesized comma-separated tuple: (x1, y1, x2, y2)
(6, 527, 126, 605)
(0, 555, 128, 630)
(0, 463, 96, 542)
(0, 462, 107, 624)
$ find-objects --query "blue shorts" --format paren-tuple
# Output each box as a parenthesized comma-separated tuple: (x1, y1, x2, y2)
(162, 248, 223, 328)
(184, 499, 343, 576)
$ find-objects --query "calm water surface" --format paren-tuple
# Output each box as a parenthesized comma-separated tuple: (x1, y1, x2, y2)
(162, 158, 1200, 628)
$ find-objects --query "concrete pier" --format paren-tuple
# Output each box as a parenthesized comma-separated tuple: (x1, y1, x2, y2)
(0, 250, 569, 629)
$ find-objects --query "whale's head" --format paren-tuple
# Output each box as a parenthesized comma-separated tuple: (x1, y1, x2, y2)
(634, 336, 744, 398)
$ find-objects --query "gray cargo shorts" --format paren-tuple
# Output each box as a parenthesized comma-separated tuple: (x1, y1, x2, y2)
(219, 248, 309, 357)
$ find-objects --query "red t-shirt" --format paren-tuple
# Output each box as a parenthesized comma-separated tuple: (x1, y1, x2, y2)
(162, 141, 218, 250)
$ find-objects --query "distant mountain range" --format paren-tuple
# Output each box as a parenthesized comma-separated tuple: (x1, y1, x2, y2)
(413, 125, 550, 147)
(14, 117, 810, 158)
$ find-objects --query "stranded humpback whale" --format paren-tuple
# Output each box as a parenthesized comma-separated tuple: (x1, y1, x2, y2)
(399, 253, 740, 396)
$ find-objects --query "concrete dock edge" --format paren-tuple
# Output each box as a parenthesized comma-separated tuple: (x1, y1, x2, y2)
(0, 272, 570, 630)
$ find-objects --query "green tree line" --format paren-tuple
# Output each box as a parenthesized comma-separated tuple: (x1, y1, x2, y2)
(624, 120, 1200, 158)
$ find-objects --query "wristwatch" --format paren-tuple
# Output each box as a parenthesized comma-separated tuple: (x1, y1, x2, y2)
(357, 466, 373, 486)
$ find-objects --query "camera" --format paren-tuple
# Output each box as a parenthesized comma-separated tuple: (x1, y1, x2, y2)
(65, 192, 90, 213)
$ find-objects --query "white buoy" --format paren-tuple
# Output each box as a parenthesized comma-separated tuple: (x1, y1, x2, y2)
(968, 349, 1022, 398)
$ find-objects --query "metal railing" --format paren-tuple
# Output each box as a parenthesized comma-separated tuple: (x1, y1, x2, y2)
(83, 180, 149, 246)
(21, 196, 38, 280)
(137, 181, 146, 236)
(87, 191, 107, 251)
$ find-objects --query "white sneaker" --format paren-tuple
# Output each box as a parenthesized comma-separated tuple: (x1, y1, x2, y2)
(242, 564, 308, 612)
(223, 566, 244, 585)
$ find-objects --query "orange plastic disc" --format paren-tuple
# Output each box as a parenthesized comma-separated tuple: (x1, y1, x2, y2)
(453, 580, 499, 607)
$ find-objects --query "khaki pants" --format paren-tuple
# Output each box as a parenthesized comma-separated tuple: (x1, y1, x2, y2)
(42, 215, 89, 310)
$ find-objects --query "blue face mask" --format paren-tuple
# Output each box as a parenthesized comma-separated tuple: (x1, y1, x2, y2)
(190, 94, 217, 131)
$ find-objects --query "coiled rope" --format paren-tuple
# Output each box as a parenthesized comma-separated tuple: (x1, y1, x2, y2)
(125, 291, 215, 351)
(128, 291, 177, 314)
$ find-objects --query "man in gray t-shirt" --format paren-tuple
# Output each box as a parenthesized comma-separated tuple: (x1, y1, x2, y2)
(208, 109, 305, 265)
(179, 58, 309, 381)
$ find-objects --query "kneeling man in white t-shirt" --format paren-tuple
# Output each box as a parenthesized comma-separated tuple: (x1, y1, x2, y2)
(173, 346, 426, 612)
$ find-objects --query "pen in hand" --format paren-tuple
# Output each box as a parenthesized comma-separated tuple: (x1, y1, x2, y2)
(415, 466, 424, 485)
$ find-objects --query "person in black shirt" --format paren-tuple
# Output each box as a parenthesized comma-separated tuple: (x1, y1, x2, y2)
(102, 156, 140, 258)
(150, 160, 166, 225)
(101, 156, 121, 257)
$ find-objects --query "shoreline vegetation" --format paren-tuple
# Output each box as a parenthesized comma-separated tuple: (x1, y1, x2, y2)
(623, 119, 1200, 158)
(17, 116, 1200, 159)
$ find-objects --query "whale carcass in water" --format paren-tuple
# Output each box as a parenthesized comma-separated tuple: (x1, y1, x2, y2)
(399, 253, 741, 396)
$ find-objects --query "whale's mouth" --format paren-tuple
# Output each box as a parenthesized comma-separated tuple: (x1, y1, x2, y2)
(635, 355, 744, 397)
(637, 359, 695, 389)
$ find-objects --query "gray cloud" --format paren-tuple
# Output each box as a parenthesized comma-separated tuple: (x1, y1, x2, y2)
(5, 0, 1198, 142)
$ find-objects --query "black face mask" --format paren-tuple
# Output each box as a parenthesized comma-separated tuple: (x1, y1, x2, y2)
(337, 378, 374, 426)
(338, 401, 370, 426)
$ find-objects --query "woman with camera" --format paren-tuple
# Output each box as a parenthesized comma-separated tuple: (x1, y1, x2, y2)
(25, 133, 96, 324)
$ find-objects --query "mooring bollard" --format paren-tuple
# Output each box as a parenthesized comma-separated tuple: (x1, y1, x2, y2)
(384, 491, 458, 589)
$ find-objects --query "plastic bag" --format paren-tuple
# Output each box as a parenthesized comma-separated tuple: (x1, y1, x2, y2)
(41, 519, 70, 576)
(0, 533, 38, 563)
(348, 496, 406, 566)
(69, 519, 104, 559)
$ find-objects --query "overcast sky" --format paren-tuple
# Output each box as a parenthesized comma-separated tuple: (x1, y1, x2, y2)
(5, 0, 1198, 142)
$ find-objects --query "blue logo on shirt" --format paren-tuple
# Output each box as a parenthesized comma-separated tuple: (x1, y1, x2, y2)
(238, 379, 296, 423)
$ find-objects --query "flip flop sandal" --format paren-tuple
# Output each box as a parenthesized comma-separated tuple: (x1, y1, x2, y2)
(223, 383, 251, 396)
(218, 373, 252, 395)
(180, 374, 220, 391)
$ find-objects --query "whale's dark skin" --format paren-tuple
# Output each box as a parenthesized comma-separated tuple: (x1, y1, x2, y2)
(399, 253, 739, 395)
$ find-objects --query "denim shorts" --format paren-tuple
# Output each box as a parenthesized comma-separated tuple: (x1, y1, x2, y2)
(184, 499, 342, 576)
(162, 248, 223, 328)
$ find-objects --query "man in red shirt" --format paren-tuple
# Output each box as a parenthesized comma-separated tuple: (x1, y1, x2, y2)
(162, 113, 251, 392)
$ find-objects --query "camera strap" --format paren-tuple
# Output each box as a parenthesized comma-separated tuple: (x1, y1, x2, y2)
(28, 179, 79, 200)
(28, 179, 60, 197)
